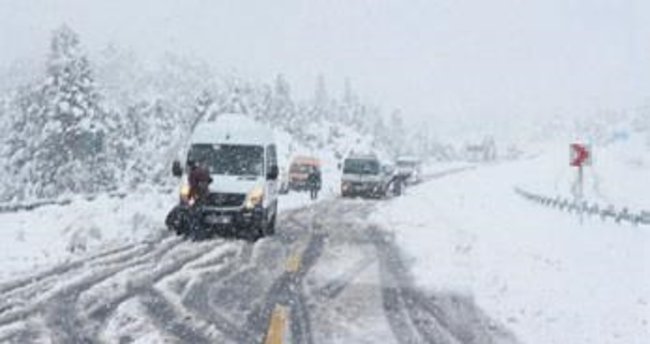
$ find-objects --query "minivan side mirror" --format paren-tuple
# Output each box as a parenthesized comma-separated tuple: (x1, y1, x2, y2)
(172, 160, 183, 178)
(337, 162, 342, 170)
(267, 165, 279, 180)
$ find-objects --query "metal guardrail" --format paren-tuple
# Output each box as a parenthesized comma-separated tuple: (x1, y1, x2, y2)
(0, 188, 175, 214)
(514, 187, 650, 226)
(0, 192, 128, 214)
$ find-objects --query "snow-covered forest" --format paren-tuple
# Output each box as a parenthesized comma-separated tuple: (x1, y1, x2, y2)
(0, 25, 422, 202)
(1, 25, 649, 203)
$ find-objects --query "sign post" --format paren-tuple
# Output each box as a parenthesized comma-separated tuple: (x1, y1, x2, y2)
(570, 143, 592, 224)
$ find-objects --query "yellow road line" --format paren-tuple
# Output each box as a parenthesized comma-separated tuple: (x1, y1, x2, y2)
(285, 253, 302, 273)
(264, 305, 288, 344)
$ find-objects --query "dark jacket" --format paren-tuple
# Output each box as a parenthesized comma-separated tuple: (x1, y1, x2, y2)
(188, 165, 212, 201)
(307, 169, 322, 190)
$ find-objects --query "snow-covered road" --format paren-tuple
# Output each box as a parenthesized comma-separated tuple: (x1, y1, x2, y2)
(3, 155, 644, 343)
(377, 159, 650, 344)
(0, 171, 516, 344)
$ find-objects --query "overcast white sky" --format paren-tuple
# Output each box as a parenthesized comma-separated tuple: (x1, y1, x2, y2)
(1, 0, 649, 130)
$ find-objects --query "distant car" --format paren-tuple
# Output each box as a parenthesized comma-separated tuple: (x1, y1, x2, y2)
(381, 162, 397, 177)
(340, 153, 391, 198)
(169, 113, 279, 239)
(381, 162, 402, 196)
(396, 156, 422, 185)
(288, 156, 321, 191)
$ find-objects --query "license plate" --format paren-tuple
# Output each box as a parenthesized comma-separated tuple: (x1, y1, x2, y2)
(205, 215, 231, 225)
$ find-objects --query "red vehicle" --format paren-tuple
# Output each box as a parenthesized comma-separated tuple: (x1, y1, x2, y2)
(288, 156, 321, 191)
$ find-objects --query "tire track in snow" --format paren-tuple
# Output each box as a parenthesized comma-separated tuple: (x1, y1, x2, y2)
(367, 226, 518, 344)
(0, 236, 225, 342)
(0, 236, 181, 324)
(182, 269, 255, 344)
(245, 213, 327, 344)
(316, 255, 375, 300)
(0, 234, 175, 308)
(0, 241, 143, 296)
(179, 240, 269, 344)
(79, 241, 230, 340)
(139, 288, 215, 344)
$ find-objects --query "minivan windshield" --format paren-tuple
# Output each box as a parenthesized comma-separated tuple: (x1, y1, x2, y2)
(397, 161, 417, 168)
(343, 159, 379, 175)
(187, 144, 264, 176)
(290, 164, 313, 173)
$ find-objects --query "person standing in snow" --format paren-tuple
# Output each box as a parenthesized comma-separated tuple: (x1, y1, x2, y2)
(181, 159, 213, 239)
(166, 159, 212, 237)
(390, 172, 406, 197)
(307, 165, 322, 200)
(187, 159, 212, 205)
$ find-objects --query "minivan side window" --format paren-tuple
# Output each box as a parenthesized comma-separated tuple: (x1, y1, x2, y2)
(267, 144, 277, 172)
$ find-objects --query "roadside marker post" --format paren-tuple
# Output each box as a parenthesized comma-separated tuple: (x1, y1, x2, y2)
(570, 143, 592, 224)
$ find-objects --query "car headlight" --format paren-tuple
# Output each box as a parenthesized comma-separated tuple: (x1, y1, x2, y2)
(244, 186, 264, 209)
(180, 184, 191, 201)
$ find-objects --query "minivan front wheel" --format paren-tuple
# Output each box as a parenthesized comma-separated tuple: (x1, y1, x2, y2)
(266, 214, 276, 236)
(251, 217, 269, 241)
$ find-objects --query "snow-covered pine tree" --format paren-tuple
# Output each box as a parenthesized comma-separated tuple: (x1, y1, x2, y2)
(271, 74, 298, 132)
(8, 25, 117, 198)
(3, 77, 47, 200)
(216, 79, 250, 116)
(338, 79, 369, 132)
(193, 90, 215, 125)
(341, 77, 357, 124)
(366, 106, 393, 154)
(389, 109, 406, 157)
(370, 111, 387, 145)
(239, 82, 271, 122)
(0, 95, 17, 200)
(311, 74, 329, 122)
(253, 83, 273, 123)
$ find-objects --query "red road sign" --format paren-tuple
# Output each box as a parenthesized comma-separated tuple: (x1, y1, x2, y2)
(570, 143, 591, 167)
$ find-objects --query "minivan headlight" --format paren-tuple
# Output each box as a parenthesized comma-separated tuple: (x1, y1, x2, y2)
(180, 184, 191, 201)
(244, 186, 264, 209)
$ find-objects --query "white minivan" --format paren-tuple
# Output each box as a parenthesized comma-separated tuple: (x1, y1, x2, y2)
(340, 153, 392, 198)
(396, 156, 422, 185)
(172, 113, 279, 238)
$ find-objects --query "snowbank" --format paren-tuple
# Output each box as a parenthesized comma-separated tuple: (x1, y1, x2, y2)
(0, 189, 173, 281)
(0, 181, 327, 282)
